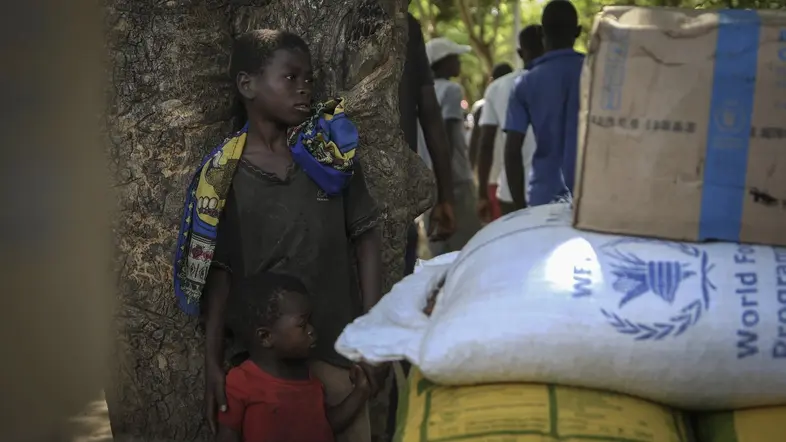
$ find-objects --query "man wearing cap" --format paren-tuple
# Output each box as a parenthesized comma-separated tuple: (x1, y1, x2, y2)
(418, 37, 481, 255)
(400, 10, 457, 277)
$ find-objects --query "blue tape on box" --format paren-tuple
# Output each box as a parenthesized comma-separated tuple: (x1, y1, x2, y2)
(699, 10, 761, 242)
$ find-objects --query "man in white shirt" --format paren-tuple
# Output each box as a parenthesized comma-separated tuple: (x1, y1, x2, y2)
(468, 64, 513, 172)
(476, 25, 544, 221)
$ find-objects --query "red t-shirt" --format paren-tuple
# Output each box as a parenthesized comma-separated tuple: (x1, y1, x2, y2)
(218, 360, 335, 442)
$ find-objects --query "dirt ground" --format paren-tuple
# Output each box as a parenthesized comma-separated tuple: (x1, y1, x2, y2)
(60, 393, 113, 442)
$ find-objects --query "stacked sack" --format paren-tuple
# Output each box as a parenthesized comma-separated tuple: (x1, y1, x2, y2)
(338, 6, 786, 442)
(573, 5, 786, 442)
(339, 204, 786, 441)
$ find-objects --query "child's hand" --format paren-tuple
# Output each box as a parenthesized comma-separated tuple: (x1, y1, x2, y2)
(349, 364, 371, 393)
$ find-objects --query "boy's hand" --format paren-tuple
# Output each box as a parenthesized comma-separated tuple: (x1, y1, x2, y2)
(205, 363, 228, 434)
(350, 364, 371, 393)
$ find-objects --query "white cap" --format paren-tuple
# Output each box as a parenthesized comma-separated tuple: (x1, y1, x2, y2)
(425, 38, 472, 65)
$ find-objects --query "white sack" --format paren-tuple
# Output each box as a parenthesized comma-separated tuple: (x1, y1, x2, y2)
(336, 203, 786, 409)
(335, 251, 459, 364)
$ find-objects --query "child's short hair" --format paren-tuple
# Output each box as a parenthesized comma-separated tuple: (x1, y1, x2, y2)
(227, 272, 309, 347)
(541, 0, 578, 42)
(228, 29, 311, 129)
(229, 29, 310, 81)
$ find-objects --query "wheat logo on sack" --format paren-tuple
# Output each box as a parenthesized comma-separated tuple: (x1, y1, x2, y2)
(599, 239, 717, 341)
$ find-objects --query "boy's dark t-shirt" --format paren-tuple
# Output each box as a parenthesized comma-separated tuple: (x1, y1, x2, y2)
(219, 360, 335, 442)
(214, 158, 380, 367)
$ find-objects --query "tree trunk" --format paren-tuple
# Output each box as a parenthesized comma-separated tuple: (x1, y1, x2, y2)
(105, 1, 434, 441)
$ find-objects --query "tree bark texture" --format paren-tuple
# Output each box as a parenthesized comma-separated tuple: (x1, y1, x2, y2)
(105, 0, 434, 441)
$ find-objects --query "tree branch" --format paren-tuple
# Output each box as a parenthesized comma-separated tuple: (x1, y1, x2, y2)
(414, 0, 434, 38)
(489, 0, 502, 46)
(456, 0, 493, 73)
(478, 0, 486, 42)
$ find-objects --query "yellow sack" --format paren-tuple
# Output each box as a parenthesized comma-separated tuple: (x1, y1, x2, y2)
(694, 407, 786, 442)
(395, 368, 692, 442)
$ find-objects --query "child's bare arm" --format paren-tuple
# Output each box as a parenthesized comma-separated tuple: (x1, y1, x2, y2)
(215, 425, 241, 442)
(355, 228, 382, 314)
(326, 365, 371, 433)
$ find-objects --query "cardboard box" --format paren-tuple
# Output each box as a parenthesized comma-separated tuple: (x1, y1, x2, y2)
(573, 6, 786, 246)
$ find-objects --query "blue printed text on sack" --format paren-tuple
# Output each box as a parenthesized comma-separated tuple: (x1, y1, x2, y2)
(774, 248, 786, 359)
(572, 260, 593, 298)
(735, 246, 760, 359)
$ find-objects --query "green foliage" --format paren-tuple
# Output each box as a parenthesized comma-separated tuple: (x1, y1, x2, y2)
(410, 0, 521, 104)
(410, 0, 784, 105)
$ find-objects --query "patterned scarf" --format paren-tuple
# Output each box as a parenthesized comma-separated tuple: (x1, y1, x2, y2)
(288, 98, 357, 195)
(174, 98, 357, 315)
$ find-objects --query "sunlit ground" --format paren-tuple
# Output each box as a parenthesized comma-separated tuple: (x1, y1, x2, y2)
(60, 392, 112, 442)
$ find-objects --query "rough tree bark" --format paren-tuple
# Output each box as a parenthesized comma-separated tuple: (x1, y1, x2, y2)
(105, 0, 434, 441)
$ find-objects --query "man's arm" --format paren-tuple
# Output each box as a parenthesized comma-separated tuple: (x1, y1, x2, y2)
(476, 124, 498, 222)
(408, 14, 454, 203)
(502, 76, 531, 209)
(504, 132, 526, 208)
(476, 125, 497, 198)
(475, 83, 501, 221)
(444, 119, 465, 156)
(419, 86, 454, 203)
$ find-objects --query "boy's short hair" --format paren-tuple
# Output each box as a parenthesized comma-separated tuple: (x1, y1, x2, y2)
(229, 29, 310, 81)
(518, 24, 544, 54)
(227, 272, 309, 347)
(228, 30, 311, 129)
(541, 0, 578, 41)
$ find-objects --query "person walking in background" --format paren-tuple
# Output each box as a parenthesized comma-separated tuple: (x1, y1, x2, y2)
(504, 0, 584, 209)
(420, 37, 482, 255)
(476, 26, 545, 222)
(400, 9, 457, 276)
(467, 98, 484, 171)
(491, 63, 515, 85)
(468, 63, 513, 174)
(390, 11, 460, 440)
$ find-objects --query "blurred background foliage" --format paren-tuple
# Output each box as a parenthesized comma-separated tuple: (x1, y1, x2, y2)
(409, 0, 786, 106)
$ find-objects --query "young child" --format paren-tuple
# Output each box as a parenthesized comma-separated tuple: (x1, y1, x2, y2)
(217, 272, 370, 442)
(172, 29, 383, 441)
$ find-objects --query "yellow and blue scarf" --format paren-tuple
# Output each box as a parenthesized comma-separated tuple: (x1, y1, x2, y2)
(174, 98, 357, 315)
